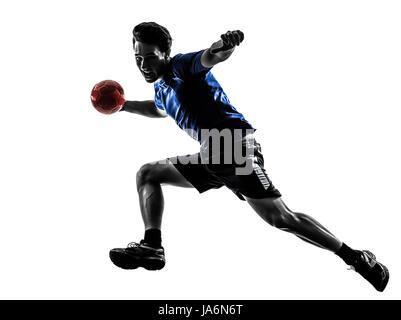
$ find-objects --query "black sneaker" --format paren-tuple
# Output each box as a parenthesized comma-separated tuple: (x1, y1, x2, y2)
(351, 250, 389, 292)
(109, 240, 165, 270)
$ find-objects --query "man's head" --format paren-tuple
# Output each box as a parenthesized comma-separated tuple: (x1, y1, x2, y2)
(133, 22, 172, 83)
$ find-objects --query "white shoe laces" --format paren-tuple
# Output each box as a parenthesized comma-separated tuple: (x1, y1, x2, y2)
(127, 242, 140, 248)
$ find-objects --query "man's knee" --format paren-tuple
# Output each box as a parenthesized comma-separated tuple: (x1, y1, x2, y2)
(263, 207, 298, 231)
(136, 163, 159, 190)
(247, 197, 301, 230)
(274, 210, 301, 231)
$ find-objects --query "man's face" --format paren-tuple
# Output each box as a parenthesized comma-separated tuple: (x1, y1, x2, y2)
(134, 41, 168, 83)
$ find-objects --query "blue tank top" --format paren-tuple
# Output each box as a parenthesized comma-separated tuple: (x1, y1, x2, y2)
(154, 50, 255, 143)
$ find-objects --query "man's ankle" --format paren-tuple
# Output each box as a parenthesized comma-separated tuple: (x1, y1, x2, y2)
(144, 228, 162, 248)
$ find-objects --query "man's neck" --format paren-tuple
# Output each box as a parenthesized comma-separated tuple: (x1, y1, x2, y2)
(159, 58, 171, 81)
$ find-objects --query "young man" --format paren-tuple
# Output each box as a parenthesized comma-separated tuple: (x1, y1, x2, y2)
(109, 22, 389, 292)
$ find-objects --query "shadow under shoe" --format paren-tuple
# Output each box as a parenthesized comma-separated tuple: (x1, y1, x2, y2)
(109, 240, 165, 270)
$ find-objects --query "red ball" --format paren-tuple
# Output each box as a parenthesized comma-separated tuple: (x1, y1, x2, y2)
(91, 80, 125, 114)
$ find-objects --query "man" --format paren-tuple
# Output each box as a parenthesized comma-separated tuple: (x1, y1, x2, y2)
(109, 22, 389, 292)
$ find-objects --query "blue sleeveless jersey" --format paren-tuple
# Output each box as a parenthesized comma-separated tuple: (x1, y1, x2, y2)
(154, 50, 255, 143)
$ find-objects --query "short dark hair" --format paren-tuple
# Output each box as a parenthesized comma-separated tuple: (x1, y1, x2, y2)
(133, 22, 172, 55)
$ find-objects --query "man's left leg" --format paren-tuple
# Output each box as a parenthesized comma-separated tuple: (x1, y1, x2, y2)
(246, 196, 341, 251)
(245, 196, 389, 291)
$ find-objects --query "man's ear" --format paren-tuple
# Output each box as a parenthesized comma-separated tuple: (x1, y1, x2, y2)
(164, 50, 171, 60)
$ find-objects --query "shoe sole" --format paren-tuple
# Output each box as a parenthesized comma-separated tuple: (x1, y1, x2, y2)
(109, 250, 165, 271)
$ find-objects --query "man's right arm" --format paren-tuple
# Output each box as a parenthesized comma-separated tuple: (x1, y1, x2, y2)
(120, 100, 167, 118)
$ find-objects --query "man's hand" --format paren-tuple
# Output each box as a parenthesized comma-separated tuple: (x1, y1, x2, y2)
(210, 30, 245, 54)
(201, 30, 245, 68)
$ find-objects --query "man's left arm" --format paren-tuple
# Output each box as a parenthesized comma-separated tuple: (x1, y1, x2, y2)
(200, 30, 245, 69)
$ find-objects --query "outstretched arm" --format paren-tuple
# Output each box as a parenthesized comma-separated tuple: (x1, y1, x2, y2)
(120, 100, 167, 118)
(200, 30, 245, 68)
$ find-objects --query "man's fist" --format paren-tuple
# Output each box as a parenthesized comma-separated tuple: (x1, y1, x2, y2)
(210, 30, 245, 54)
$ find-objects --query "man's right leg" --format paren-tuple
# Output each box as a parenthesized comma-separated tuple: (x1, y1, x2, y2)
(109, 158, 194, 270)
(136, 159, 194, 231)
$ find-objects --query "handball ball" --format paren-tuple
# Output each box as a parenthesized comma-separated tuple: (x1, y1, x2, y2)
(91, 80, 125, 114)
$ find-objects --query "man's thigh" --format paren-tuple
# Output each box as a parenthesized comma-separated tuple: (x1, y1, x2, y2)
(167, 153, 224, 193)
(140, 158, 194, 188)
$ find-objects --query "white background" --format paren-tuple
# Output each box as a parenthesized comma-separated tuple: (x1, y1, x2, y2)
(0, 0, 400, 299)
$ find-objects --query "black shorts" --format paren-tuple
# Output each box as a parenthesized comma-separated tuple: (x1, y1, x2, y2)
(169, 134, 281, 201)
